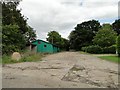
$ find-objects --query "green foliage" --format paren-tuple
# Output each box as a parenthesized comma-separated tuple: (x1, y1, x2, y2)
(93, 24, 117, 47)
(102, 45, 116, 54)
(47, 31, 61, 45)
(46, 31, 69, 50)
(69, 31, 78, 50)
(2, 0, 27, 34)
(2, 25, 26, 54)
(25, 26, 36, 44)
(20, 53, 43, 62)
(117, 35, 120, 57)
(2, 53, 43, 64)
(99, 56, 120, 63)
(60, 38, 70, 51)
(81, 45, 103, 54)
(2, 1, 36, 54)
(112, 19, 120, 35)
(82, 45, 116, 54)
(69, 20, 101, 50)
(2, 55, 17, 64)
(81, 47, 87, 52)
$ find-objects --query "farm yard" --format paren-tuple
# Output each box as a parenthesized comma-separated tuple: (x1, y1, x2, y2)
(2, 52, 119, 88)
(1, 0, 120, 89)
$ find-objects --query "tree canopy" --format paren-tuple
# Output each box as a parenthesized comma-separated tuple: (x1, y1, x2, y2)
(2, 25, 26, 54)
(93, 24, 117, 47)
(46, 31, 69, 50)
(46, 31, 61, 45)
(69, 20, 101, 50)
(112, 19, 120, 35)
(2, 0, 36, 54)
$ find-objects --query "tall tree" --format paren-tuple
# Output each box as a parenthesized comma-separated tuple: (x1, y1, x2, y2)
(93, 24, 117, 47)
(2, 0, 28, 34)
(112, 19, 120, 35)
(60, 38, 70, 51)
(69, 30, 79, 50)
(24, 26, 36, 44)
(2, 0, 36, 54)
(46, 31, 61, 46)
(46, 31, 69, 50)
(69, 20, 101, 50)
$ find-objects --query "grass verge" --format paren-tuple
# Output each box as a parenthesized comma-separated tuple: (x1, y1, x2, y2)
(2, 53, 45, 64)
(79, 51, 90, 54)
(98, 56, 120, 63)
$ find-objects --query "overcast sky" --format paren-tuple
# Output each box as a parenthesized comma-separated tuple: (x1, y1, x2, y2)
(18, 0, 119, 41)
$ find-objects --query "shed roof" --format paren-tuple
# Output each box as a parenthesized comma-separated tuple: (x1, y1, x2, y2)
(31, 39, 59, 47)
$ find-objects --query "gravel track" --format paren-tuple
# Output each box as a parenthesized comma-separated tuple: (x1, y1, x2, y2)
(2, 52, 119, 88)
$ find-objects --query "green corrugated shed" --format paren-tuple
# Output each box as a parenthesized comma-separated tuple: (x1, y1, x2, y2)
(31, 40, 60, 53)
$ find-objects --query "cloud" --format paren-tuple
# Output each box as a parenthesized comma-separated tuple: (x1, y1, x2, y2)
(18, 0, 119, 40)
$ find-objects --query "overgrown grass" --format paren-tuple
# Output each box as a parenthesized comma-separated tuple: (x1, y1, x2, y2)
(2, 53, 45, 64)
(98, 56, 120, 63)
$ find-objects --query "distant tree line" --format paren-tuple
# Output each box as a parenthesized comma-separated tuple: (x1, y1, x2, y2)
(69, 20, 101, 50)
(2, 0, 36, 55)
(2, 0, 120, 55)
(46, 19, 120, 54)
(69, 19, 120, 55)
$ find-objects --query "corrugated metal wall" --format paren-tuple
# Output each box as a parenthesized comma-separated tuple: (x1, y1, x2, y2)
(32, 40, 59, 53)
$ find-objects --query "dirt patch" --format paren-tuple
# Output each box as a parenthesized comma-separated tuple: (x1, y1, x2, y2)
(2, 52, 118, 88)
(62, 64, 118, 88)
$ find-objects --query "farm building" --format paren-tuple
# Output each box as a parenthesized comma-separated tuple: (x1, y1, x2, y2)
(30, 39, 60, 53)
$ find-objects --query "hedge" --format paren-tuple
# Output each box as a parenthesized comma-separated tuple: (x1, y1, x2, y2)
(117, 35, 120, 57)
(102, 45, 116, 54)
(81, 45, 103, 54)
(81, 45, 116, 54)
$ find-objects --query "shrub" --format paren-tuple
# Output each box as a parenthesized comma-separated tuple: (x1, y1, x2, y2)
(117, 35, 120, 57)
(103, 45, 116, 54)
(81, 47, 87, 52)
(87, 45, 103, 54)
(82, 45, 103, 54)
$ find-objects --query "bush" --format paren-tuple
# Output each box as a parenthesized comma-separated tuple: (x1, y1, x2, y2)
(103, 45, 116, 54)
(117, 35, 120, 57)
(87, 45, 103, 54)
(81, 47, 87, 52)
(82, 45, 103, 54)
